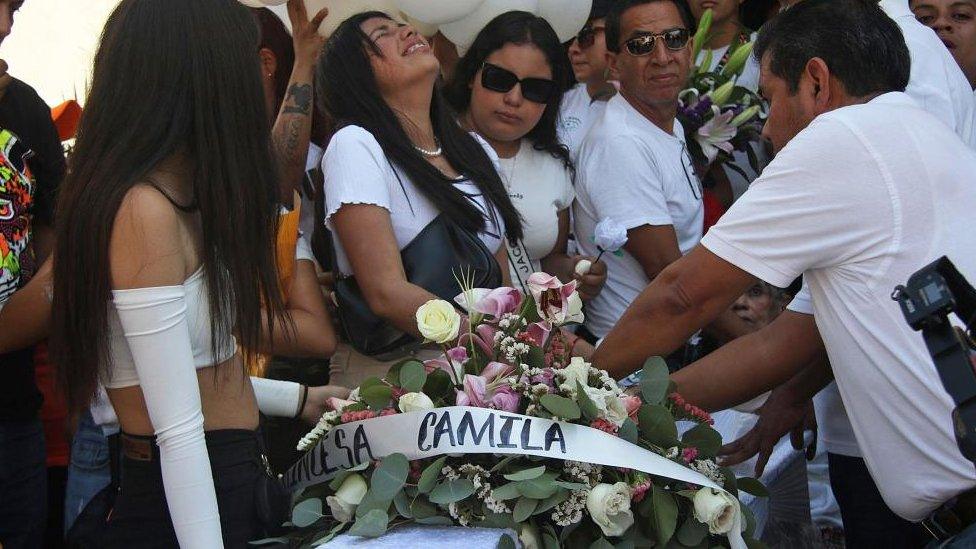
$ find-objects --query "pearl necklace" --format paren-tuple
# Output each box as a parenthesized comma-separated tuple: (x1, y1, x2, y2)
(413, 140, 442, 157)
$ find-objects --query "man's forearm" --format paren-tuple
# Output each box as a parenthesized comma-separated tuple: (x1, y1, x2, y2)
(271, 60, 316, 207)
(670, 311, 824, 411)
(780, 353, 834, 403)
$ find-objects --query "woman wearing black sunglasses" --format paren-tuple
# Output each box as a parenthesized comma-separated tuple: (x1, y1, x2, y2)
(315, 12, 523, 388)
(445, 11, 608, 309)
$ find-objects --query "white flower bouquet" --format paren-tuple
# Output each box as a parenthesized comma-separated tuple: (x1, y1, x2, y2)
(278, 273, 766, 548)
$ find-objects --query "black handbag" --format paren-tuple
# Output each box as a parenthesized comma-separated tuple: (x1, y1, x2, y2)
(333, 213, 502, 359)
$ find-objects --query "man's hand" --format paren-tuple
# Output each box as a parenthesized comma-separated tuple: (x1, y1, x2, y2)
(299, 385, 351, 425)
(288, 0, 328, 67)
(718, 385, 817, 477)
(571, 255, 607, 301)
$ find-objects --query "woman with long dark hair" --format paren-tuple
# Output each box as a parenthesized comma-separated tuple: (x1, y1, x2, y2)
(317, 11, 523, 387)
(51, 1, 288, 546)
(444, 12, 607, 303)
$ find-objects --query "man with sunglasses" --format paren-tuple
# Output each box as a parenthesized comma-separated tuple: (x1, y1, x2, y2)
(560, 0, 618, 159)
(594, 0, 976, 546)
(573, 0, 703, 352)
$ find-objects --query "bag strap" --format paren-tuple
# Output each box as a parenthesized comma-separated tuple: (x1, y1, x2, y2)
(506, 238, 534, 294)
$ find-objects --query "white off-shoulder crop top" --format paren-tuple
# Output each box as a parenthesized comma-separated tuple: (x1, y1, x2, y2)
(102, 267, 237, 389)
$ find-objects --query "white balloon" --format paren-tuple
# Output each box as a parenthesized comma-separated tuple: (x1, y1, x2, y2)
(238, 0, 266, 7)
(303, 0, 401, 38)
(396, 0, 486, 25)
(399, 12, 439, 38)
(439, 0, 539, 51)
(537, 0, 591, 43)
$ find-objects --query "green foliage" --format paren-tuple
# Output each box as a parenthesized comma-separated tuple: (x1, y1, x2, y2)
(540, 394, 582, 420)
(370, 454, 409, 500)
(503, 465, 547, 482)
(640, 357, 670, 405)
(676, 515, 708, 546)
(360, 384, 393, 411)
(736, 477, 769, 498)
(347, 509, 389, 538)
(291, 498, 323, 528)
(576, 381, 602, 421)
(638, 404, 679, 447)
(651, 485, 678, 546)
(418, 456, 448, 494)
(513, 497, 539, 522)
(429, 479, 476, 504)
(399, 361, 428, 392)
(423, 369, 454, 402)
(682, 424, 722, 459)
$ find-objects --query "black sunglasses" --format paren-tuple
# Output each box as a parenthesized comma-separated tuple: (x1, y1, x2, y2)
(576, 25, 606, 49)
(623, 28, 691, 56)
(480, 62, 557, 104)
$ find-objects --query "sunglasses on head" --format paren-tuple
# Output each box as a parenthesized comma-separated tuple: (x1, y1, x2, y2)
(480, 62, 557, 104)
(623, 28, 691, 56)
(576, 25, 606, 49)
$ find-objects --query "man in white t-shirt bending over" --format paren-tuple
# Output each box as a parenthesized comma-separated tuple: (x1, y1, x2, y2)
(593, 0, 976, 545)
(573, 0, 704, 345)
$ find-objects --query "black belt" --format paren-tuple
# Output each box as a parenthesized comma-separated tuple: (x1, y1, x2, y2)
(923, 486, 976, 541)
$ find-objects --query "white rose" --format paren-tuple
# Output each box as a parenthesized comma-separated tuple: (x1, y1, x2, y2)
(398, 391, 435, 413)
(348, 387, 361, 402)
(326, 474, 368, 523)
(586, 482, 635, 537)
(692, 487, 738, 534)
(584, 386, 611, 415)
(603, 395, 630, 427)
(558, 356, 591, 397)
(415, 299, 461, 344)
(565, 291, 584, 324)
(519, 521, 541, 549)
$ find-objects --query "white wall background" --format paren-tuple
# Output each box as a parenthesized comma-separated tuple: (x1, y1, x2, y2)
(1, 0, 121, 107)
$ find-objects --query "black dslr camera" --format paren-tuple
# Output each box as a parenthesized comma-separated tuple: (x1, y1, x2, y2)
(893, 257, 976, 464)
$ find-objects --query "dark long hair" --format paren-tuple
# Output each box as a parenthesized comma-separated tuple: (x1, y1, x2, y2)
(316, 11, 523, 243)
(445, 11, 573, 173)
(52, 0, 285, 414)
(253, 7, 295, 113)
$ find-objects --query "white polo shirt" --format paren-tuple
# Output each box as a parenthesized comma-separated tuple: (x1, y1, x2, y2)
(881, 0, 976, 148)
(557, 84, 609, 160)
(574, 94, 704, 339)
(702, 92, 976, 521)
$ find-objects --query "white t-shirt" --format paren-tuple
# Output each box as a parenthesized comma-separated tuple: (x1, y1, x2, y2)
(322, 125, 505, 275)
(496, 141, 574, 286)
(788, 286, 862, 458)
(574, 94, 704, 339)
(881, 0, 976, 148)
(701, 92, 976, 521)
(557, 84, 609, 160)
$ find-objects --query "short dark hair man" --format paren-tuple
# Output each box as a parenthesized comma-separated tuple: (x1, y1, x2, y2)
(0, 1, 67, 547)
(595, 0, 976, 544)
(573, 0, 705, 349)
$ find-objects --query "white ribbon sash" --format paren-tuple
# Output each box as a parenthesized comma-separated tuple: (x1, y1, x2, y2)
(284, 406, 745, 548)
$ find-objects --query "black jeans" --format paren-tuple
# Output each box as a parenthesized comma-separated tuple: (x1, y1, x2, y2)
(828, 452, 929, 548)
(101, 429, 266, 548)
(0, 418, 47, 549)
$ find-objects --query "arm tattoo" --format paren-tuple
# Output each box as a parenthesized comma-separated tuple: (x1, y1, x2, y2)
(283, 83, 312, 115)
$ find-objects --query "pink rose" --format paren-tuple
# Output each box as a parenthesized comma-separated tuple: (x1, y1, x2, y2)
(621, 396, 642, 421)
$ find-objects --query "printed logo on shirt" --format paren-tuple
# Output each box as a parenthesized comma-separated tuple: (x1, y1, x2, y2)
(559, 116, 582, 131)
(0, 130, 36, 304)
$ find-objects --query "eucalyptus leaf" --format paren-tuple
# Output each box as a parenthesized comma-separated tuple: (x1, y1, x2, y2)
(497, 535, 518, 549)
(745, 538, 769, 549)
(409, 496, 437, 519)
(291, 497, 323, 528)
(371, 453, 409, 499)
(513, 496, 539, 522)
(618, 419, 639, 444)
(540, 394, 581, 420)
(516, 472, 560, 499)
(589, 538, 615, 549)
(535, 489, 570, 515)
(490, 455, 518, 473)
(418, 456, 448, 494)
(640, 357, 670, 405)
(359, 377, 385, 392)
(479, 510, 518, 530)
(355, 489, 392, 520)
(576, 380, 601, 421)
(543, 532, 560, 549)
(429, 479, 476, 504)
(676, 515, 708, 546)
(490, 482, 522, 501)
(399, 361, 428, 392)
(328, 470, 353, 491)
(393, 490, 412, 518)
(247, 537, 290, 547)
(385, 361, 405, 386)
(638, 404, 679, 447)
(736, 477, 769, 498)
(308, 523, 348, 547)
(347, 509, 389, 538)
(682, 424, 722, 459)
(503, 465, 547, 482)
(360, 384, 393, 411)
(651, 485, 678, 546)
(614, 540, 635, 549)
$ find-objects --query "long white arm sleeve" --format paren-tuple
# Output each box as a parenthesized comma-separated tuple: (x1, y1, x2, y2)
(251, 377, 302, 418)
(113, 286, 224, 549)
